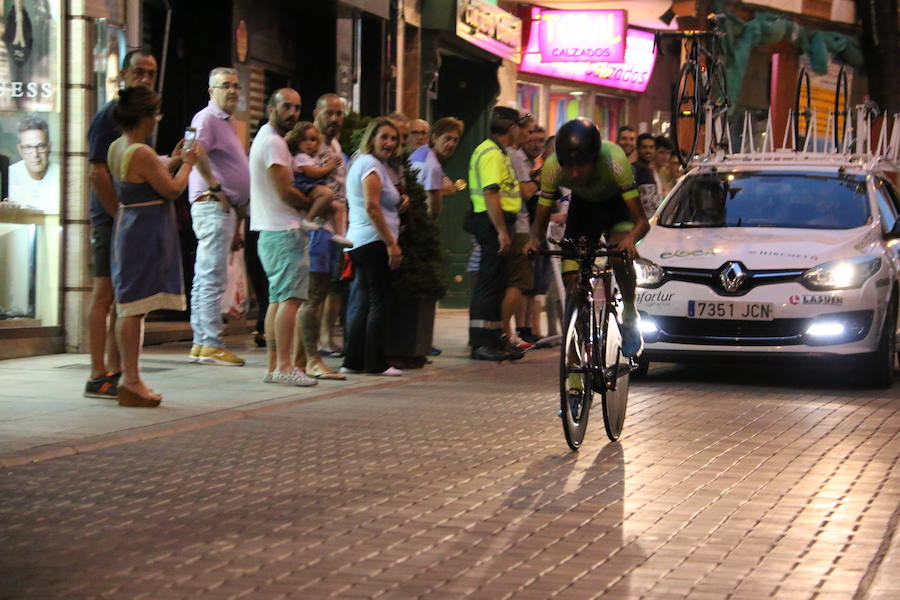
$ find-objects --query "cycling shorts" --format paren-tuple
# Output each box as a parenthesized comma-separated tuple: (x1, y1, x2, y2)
(561, 194, 633, 274)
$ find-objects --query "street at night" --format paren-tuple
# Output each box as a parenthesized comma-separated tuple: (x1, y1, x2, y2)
(2, 335, 898, 599)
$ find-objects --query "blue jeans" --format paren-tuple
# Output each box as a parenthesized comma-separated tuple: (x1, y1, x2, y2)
(190, 200, 236, 348)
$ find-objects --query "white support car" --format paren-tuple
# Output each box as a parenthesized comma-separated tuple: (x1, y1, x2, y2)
(633, 157, 900, 386)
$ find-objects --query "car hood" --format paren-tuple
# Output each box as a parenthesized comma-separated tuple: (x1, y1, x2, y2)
(640, 224, 880, 269)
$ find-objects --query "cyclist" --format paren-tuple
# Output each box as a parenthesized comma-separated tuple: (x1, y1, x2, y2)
(524, 117, 650, 357)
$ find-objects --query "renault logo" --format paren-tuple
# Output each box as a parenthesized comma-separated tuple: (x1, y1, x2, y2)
(719, 262, 748, 292)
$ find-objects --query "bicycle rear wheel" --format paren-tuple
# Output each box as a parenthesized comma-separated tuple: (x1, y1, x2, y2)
(794, 67, 812, 150)
(834, 65, 849, 150)
(560, 291, 594, 451)
(706, 60, 730, 153)
(599, 299, 630, 441)
(672, 61, 701, 168)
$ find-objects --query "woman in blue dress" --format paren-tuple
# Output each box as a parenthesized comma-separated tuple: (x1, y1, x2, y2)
(108, 86, 199, 407)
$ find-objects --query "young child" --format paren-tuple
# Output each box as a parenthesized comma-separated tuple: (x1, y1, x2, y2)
(285, 122, 350, 246)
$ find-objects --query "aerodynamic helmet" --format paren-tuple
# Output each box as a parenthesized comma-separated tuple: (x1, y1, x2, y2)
(555, 118, 601, 166)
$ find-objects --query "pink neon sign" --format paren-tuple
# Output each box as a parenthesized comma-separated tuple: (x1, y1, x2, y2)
(538, 10, 626, 63)
(520, 8, 657, 93)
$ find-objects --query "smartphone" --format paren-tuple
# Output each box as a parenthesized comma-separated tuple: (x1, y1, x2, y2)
(183, 127, 197, 151)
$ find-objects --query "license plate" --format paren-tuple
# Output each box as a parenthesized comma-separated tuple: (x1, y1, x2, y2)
(687, 300, 774, 321)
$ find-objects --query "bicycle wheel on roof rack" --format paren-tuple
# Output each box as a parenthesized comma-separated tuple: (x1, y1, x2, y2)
(706, 60, 730, 154)
(671, 61, 701, 168)
(834, 65, 849, 150)
(794, 67, 813, 150)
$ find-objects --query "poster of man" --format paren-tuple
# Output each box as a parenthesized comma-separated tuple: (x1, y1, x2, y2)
(7, 113, 57, 212)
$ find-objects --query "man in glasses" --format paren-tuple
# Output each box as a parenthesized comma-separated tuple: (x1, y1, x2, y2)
(406, 119, 430, 152)
(186, 67, 251, 367)
(9, 114, 58, 214)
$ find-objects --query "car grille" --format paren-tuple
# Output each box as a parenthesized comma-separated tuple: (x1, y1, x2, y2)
(653, 316, 808, 345)
(662, 265, 806, 297)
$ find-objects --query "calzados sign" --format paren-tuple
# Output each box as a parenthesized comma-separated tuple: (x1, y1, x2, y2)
(538, 10, 626, 63)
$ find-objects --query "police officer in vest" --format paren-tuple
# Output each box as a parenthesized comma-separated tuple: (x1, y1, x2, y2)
(466, 106, 525, 361)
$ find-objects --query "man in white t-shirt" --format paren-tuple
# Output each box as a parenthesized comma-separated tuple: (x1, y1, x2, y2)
(249, 88, 317, 388)
(9, 115, 59, 213)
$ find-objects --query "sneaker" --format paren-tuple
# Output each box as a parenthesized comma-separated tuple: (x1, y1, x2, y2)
(330, 234, 354, 248)
(470, 345, 511, 361)
(507, 334, 534, 351)
(188, 344, 201, 363)
(429, 346, 443, 356)
(300, 219, 322, 232)
(199, 346, 246, 367)
(620, 319, 644, 358)
(499, 336, 526, 359)
(84, 372, 119, 399)
(269, 368, 318, 387)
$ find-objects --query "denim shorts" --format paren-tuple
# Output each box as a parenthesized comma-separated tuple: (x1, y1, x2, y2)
(90, 222, 114, 278)
(258, 229, 309, 302)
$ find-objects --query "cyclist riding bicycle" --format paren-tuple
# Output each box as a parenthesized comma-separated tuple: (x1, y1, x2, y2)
(524, 117, 650, 357)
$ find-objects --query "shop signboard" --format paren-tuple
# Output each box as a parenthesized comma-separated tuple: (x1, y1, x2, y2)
(456, 0, 522, 64)
(519, 7, 656, 94)
(538, 9, 626, 63)
(0, 0, 62, 327)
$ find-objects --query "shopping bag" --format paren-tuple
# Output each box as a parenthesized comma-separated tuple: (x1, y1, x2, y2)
(222, 248, 249, 319)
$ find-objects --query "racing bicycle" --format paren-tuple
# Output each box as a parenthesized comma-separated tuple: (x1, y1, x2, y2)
(656, 14, 730, 167)
(544, 237, 636, 450)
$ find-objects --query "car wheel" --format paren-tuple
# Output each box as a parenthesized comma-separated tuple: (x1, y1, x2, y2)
(863, 300, 897, 389)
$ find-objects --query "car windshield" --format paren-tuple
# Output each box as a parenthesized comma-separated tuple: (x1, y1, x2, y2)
(656, 171, 869, 229)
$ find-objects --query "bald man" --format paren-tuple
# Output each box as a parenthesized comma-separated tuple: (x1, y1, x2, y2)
(407, 118, 430, 152)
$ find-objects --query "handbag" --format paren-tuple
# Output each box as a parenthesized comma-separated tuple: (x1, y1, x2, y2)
(221, 248, 249, 319)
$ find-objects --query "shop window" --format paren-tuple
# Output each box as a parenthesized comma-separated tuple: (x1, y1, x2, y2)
(1, 0, 61, 328)
(594, 95, 625, 142)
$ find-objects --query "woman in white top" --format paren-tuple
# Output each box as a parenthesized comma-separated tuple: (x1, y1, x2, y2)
(342, 117, 408, 376)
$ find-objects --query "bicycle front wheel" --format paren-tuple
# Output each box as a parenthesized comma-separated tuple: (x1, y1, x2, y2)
(560, 291, 594, 451)
(599, 301, 630, 442)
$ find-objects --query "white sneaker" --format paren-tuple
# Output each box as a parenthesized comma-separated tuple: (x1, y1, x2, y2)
(270, 368, 318, 387)
(379, 367, 403, 377)
(300, 219, 322, 232)
(330, 234, 354, 248)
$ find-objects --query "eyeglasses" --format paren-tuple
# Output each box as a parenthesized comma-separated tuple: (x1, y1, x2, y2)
(212, 83, 242, 91)
(19, 143, 49, 154)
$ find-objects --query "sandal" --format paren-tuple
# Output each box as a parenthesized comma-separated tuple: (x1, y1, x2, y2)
(117, 384, 162, 408)
(307, 364, 346, 380)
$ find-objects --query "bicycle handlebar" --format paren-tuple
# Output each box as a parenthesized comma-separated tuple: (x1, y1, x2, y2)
(540, 237, 628, 260)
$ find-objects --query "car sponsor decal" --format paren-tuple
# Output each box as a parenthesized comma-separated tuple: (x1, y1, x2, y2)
(788, 294, 843, 306)
(659, 249, 718, 259)
(637, 291, 674, 305)
(749, 250, 819, 261)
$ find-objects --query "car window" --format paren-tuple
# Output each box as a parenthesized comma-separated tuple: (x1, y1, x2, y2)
(875, 178, 900, 232)
(656, 171, 870, 229)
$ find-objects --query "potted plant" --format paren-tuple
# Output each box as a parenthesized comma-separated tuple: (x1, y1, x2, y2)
(385, 158, 448, 367)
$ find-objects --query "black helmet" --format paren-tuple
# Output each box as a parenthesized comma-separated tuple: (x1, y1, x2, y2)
(555, 118, 601, 166)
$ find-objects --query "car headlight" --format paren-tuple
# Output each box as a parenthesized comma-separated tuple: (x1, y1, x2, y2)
(635, 258, 665, 288)
(801, 257, 881, 290)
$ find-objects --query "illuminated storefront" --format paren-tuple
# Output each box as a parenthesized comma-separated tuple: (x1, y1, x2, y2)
(0, 0, 62, 339)
(515, 6, 662, 138)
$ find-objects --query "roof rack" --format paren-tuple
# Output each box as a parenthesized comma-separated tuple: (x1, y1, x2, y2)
(693, 106, 900, 171)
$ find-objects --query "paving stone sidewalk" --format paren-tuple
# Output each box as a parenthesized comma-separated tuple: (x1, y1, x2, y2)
(0, 309, 475, 465)
(1, 354, 898, 599)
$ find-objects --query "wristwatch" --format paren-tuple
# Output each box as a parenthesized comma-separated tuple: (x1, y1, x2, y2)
(208, 184, 222, 193)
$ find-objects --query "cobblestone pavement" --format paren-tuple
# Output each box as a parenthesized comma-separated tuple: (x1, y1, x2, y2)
(1, 355, 898, 599)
